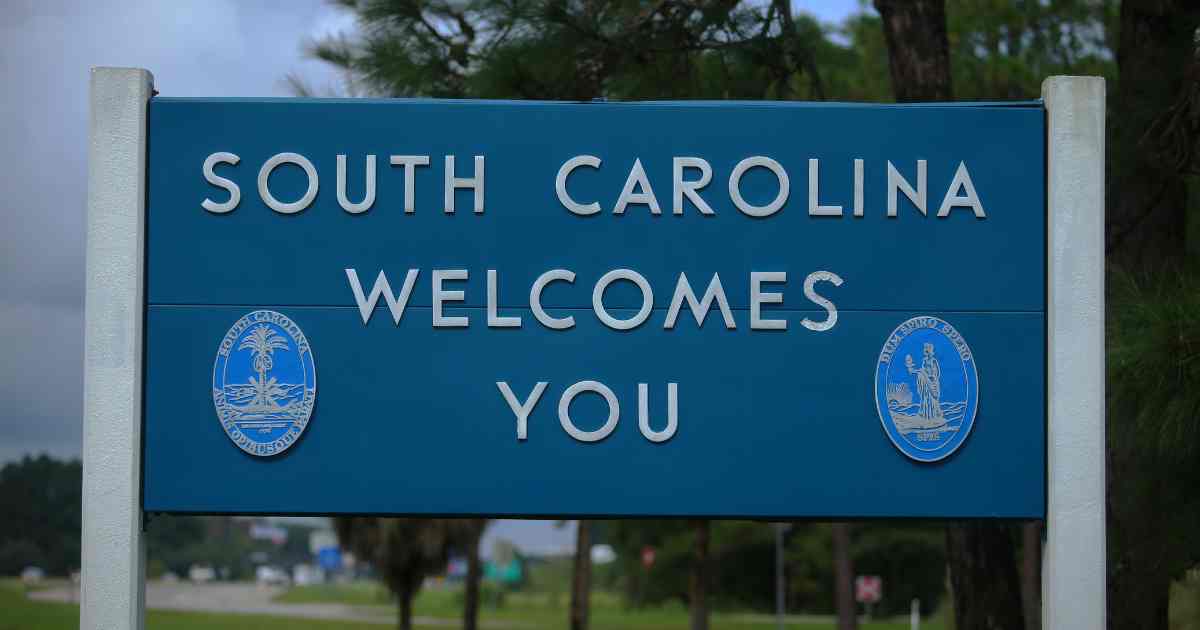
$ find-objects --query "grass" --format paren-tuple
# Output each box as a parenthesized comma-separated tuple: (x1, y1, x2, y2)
(1, 577, 932, 630)
(1171, 572, 1200, 630)
(273, 579, 392, 606)
(277, 581, 937, 630)
(0, 580, 385, 630)
(11, 571, 1200, 629)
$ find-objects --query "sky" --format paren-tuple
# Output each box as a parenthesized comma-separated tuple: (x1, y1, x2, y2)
(0, 0, 859, 552)
(1, 0, 352, 464)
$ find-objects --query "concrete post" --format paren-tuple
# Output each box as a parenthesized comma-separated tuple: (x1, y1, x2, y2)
(1041, 75, 1106, 629)
(82, 67, 153, 630)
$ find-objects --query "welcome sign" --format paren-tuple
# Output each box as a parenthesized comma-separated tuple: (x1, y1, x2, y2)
(142, 98, 1045, 518)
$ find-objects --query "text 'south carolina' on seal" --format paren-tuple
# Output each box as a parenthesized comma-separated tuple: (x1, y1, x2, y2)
(874, 316, 979, 462)
(212, 310, 316, 457)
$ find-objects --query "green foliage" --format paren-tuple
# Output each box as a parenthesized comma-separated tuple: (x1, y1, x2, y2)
(307, 0, 1117, 104)
(783, 524, 834, 612)
(309, 0, 843, 101)
(606, 519, 944, 615)
(0, 540, 45, 576)
(606, 520, 778, 610)
(144, 515, 207, 577)
(825, 13, 892, 102)
(145, 515, 318, 581)
(335, 517, 450, 601)
(1109, 270, 1200, 468)
(0, 455, 81, 576)
(852, 524, 946, 616)
(947, 0, 1117, 100)
(333, 516, 485, 618)
(0, 454, 317, 581)
(786, 523, 945, 617)
(605, 519, 692, 606)
(1106, 270, 1200, 621)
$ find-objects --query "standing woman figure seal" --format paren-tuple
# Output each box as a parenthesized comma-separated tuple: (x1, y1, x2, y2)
(875, 316, 978, 462)
(906, 342, 944, 426)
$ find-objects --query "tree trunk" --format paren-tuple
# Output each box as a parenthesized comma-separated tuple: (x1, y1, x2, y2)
(689, 520, 710, 630)
(1105, 0, 1199, 270)
(945, 524, 1024, 630)
(872, 0, 952, 101)
(831, 523, 857, 630)
(463, 519, 485, 630)
(397, 585, 414, 630)
(570, 520, 592, 630)
(1108, 437, 1175, 630)
(1020, 522, 1041, 630)
(874, 3, 1031, 622)
(873, 3, 1026, 625)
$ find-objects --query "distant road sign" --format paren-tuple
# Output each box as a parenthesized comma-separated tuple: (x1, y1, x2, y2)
(316, 547, 342, 572)
(855, 575, 882, 604)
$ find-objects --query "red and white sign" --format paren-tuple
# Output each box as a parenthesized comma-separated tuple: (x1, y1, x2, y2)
(641, 546, 656, 569)
(855, 575, 882, 604)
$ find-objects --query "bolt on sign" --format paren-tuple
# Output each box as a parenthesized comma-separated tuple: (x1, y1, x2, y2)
(138, 96, 1047, 518)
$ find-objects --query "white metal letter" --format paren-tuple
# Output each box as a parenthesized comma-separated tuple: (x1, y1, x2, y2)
(750, 271, 787, 330)
(202, 151, 240, 213)
(800, 270, 843, 332)
(556, 155, 602, 216)
(593, 269, 653, 330)
(730, 156, 789, 217)
(638, 383, 678, 443)
(853, 158, 864, 217)
(558, 380, 620, 442)
(487, 269, 522, 327)
(673, 157, 715, 215)
(345, 268, 419, 325)
(887, 159, 927, 217)
(445, 155, 485, 214)
(530, 269, 576, 330)
(337, 154, 376, 214)
(432, 269, 469, 327)
(390, 155, 430, 214)
(258, 152, 318, 214)
(936, 161, 986, 218)
(614, 158, 662, 215)
(497, 381, 547, 440)
(664, 272, 735, 329)
(808, 159, 843, 217)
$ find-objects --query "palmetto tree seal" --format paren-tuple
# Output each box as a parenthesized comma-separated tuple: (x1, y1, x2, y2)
(212, 310, 317, 457)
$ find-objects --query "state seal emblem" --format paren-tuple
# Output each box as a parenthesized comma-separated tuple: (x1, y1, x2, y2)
(874, 316, 978, 462)
(212, 310, 316, 457)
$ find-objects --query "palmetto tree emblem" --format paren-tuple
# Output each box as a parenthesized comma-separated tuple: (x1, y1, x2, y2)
(214, 310, 316, 453)
(238, 324, 290, 408)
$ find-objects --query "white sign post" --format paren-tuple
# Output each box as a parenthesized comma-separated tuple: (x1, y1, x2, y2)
(82, 67, 152, 630)
(1042, 75, 1106, 628)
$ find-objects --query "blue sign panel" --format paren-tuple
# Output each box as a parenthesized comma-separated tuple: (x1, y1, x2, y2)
(143, 98, 1045, 518)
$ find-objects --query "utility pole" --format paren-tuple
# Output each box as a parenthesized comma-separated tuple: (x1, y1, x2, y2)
(774, 523, 789, 630)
